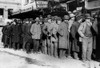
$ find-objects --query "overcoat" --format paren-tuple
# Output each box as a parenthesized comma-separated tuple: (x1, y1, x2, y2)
(70, 22, 80, 52)
(92, 18, 98, 49)
(2, 26, 7, 43)
(58, 22, 69, 49)
(22, 23, 32, 43)
(11, 24, 21, 43)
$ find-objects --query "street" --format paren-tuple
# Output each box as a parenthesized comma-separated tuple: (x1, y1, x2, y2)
(0, 47, 100, 68)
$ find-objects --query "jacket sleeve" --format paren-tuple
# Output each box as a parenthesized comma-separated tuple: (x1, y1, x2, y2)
(92, 20, 98, 34)
(42, 25, 47, 35)
(78, 23, 85, 38)
(30, 24, 35, 35)
(70, 24, 76, 39)
(39, 25, 42, 35)
(58, 23, 63, 36)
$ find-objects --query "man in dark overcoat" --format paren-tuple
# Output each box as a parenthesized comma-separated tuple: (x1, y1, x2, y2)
(11, 20, 21, 50)
(22, 20, 32, 53)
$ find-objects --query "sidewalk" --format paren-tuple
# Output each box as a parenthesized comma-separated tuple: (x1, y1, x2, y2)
(0, 48, 100, 68)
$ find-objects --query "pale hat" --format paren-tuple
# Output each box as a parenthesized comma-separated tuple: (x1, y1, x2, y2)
(68, 11, 72, 14)
(35, 17, 40, 22)
(64, 15, 70, 20)
(70, 13, 75, 18)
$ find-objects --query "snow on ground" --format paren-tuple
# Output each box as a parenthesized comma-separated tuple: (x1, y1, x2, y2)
(0, 48, 100, 68)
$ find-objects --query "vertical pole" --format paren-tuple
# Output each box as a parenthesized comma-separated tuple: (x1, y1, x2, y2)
(3, 7, 8, 19)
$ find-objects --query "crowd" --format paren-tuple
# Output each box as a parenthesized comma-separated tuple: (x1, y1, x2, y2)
(1, 10, 98, 62)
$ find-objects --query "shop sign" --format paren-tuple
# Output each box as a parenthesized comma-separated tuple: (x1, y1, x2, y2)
(12, 10, 21, 15)
(85, 0, 100, 9)
(36, 1, 48, 9)
(21, 6, 33, 13)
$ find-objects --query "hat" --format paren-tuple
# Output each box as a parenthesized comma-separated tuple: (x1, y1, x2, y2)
(64, 15, 69, 20)
(35, 17, 40, 22)
(73, 10, 77, 13)
(68, 11, 72, 14)
(52, 16, 56, 20)
(47, 15, 52, 19)
(44, 18, 48, 22)
(57, 17, 62, 21)
(85, 13, 93, 19)
(76, 15, 84, 21)
(54, 16, 58, 20)
(70, 13, 75, 18)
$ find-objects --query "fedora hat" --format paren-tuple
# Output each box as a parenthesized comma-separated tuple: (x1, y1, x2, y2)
(57, 17, 62, 21)
(35, 17, 40, 22)
(70, 13, 75, 18)
(64, 15, 69, 20)
(85, 13, 93, 19)
(76, 15, 84, 21)
(47, 15, 52, 19)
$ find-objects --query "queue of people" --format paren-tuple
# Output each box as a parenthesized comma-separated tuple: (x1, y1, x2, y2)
(1, 11, 98, 62)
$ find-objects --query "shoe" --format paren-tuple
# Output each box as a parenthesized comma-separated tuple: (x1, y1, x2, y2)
(67, 55, 73, 59)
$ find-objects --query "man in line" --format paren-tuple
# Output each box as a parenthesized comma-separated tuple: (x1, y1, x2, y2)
(30, 17, 41, 53)
(58, 15, 69, 58)
(78, 14, 96, 61)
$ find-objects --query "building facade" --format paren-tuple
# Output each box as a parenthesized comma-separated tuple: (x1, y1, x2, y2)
(0, 0, 21, 19)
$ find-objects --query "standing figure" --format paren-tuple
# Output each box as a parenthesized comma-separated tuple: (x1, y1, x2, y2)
(58, 15, 69, 58)
(45, 18, 53, 55)
(42, 18, 48, 54)
(22, 20, 32, 53)
(68, 13, 76, 58)
(30, 17, 41, 53)
(51, 17, 59, 57)
(70, 16, 83, 59)
(2, 22, 11, 48)
(11, 20, 21, 50)
(92, 15, 98, 59)
(78, 14, 95, 61)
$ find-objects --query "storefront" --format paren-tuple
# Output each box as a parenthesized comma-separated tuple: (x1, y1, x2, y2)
(10, 0, 48, 19)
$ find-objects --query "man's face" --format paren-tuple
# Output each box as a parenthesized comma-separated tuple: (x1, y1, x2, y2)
(64, 19, 68, 22)
(26, 21, 29, 23)
(71, 17, 75, 20)
(52, 20, 56, 23)
(13, 22, 16, 25)
(78, 19, 82, 23)
(86, 18, 90, 22)
(48, 19, 51, 23)
(57, 20, 61, 24)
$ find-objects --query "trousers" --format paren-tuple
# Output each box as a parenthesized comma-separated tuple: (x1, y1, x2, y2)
(82, 37, 93, 61)
(33, 39, 40, 52)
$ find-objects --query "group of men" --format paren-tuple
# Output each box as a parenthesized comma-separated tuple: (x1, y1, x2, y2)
(1, 11, 98, 62)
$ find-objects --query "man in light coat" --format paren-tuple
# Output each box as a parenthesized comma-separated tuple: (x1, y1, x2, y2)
(30, 17, 41, 53)
(78, 14, 95, 61)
